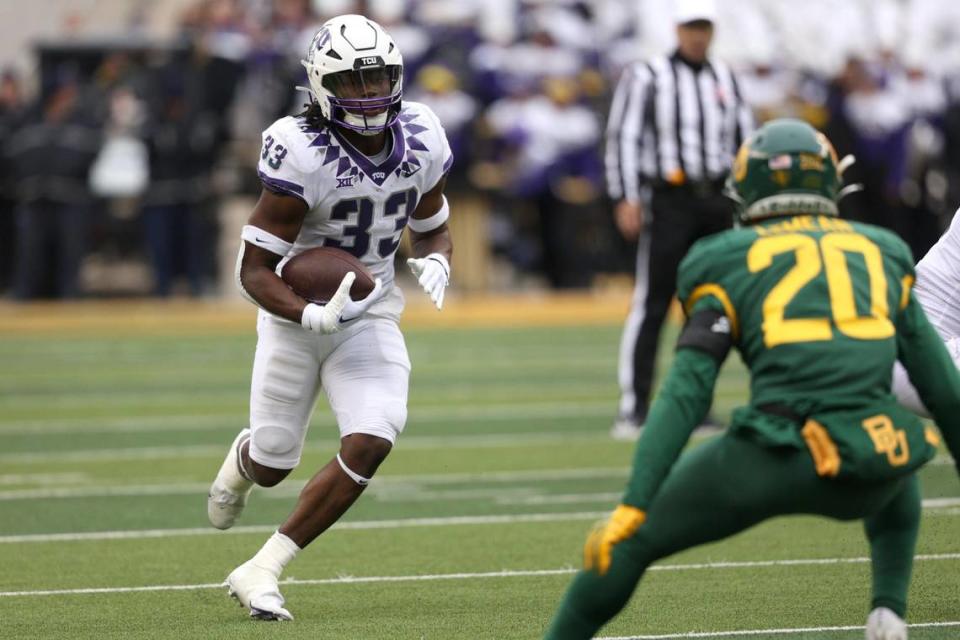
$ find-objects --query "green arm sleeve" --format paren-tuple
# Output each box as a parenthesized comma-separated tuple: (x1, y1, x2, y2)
(897, 292, 960, 475)
(621, 347, 722, 509)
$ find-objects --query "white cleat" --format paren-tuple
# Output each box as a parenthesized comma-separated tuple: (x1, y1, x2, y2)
(207, 428, 254, 530)
(226, 560, 293, 621)
(866, 607, 908, 640)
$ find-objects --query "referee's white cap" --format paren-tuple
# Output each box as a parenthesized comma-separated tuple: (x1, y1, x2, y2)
(675, 0, 717, 25)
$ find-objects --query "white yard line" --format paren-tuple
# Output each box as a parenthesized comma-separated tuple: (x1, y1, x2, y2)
(0, 467, 631, 500)
(0, 483, 212, 500)
(498, 492, 623, 505)
(0, 444, 234, 464)
(0, 430, 613, 464)
(370, 466, 630, 485)
(0, 483, 546, 502)
(370, 486, 543, 503)
(2, 428, 952, 468)
(0, 511, 611, 544)
(0, 400, 615, 435)
(0, 554, 958, 598)
(597, 621, 960, 639)
(641, 553, 960, 571)
(0, 472, 89, 486)
(2, 471, 958, 518)
(929, 454, 956, 466)
(2, 497, 959, 544)
(0, 414, 244, 435)
(922, 497, 960, 508)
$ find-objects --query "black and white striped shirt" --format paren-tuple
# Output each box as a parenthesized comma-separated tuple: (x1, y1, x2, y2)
(606, 51, 754, 202)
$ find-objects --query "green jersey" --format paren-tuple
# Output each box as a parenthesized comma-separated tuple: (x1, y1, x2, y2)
(623, 214, 960, 509)
(677, 214, 912, 413)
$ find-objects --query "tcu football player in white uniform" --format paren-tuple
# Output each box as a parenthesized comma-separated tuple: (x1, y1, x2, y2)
(893, 207, 960, 416)
(206, 15, 454, 621)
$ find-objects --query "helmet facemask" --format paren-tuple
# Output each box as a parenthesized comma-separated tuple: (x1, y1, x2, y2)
(322, 64, 402, 135)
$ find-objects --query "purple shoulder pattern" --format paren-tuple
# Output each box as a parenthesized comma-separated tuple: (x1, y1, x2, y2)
(288, 110, 434, 185)
(396, 108, 433, 179)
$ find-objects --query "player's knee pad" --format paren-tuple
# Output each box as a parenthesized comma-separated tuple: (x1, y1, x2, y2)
(252, 425, 299, 458)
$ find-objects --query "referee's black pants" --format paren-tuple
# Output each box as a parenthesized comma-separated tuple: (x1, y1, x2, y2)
(617, 186, 733, 422)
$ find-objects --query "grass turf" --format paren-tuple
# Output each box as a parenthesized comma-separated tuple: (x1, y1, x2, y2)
(0, 310, 957, 639)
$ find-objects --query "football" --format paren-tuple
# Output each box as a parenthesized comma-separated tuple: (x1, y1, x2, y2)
(281, 246, 376, 304)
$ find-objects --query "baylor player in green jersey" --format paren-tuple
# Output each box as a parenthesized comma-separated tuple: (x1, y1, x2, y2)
(544, 119, 960, 640)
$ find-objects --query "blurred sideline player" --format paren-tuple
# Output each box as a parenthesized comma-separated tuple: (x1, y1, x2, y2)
(206, 15, 454, 621)
(892, 208, 960, 415)
(544, 120, 960, 640)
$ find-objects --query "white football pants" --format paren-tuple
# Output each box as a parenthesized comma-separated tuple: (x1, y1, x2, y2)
(247, 310, 410, 469)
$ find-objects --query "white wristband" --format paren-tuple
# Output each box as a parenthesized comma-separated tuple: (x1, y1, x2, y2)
(235, 240, 259, 306)
(407, 196, 450, 233)
(241, 225, 294, 257)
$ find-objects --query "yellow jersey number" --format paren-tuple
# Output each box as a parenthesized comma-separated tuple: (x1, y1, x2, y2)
(747, 233, 894, 348)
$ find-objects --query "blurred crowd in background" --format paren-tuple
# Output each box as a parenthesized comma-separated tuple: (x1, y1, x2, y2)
(2, 0, 960, 299)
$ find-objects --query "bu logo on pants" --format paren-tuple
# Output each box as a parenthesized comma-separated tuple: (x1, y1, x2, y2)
(861, 415, 909, 467)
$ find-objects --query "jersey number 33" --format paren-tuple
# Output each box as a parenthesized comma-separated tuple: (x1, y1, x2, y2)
(323, 188, 419, 260)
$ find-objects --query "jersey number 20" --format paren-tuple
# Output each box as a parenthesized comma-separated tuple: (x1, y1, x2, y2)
(748, 232, 895, 347)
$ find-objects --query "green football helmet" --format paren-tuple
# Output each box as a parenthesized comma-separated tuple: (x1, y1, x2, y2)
(727, 118, 851, 224)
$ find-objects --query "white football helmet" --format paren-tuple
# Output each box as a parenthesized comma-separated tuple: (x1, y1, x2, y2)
(301, 14, 403, 135)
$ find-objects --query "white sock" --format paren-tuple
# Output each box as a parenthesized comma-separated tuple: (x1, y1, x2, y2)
(224, 465, 254, 494)
(250, 531, 300, 579)
(220, 432, 254, 494)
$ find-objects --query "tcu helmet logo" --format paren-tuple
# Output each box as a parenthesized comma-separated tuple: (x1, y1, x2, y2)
(360, 57, 379, 66)
(313, 27, 331, 51)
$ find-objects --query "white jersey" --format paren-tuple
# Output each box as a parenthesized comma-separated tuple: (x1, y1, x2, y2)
(914, 207, 960, 339)
(257, 101, 453, 318)
(892, 207, 960, 416)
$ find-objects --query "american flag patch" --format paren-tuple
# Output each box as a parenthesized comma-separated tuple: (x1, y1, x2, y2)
(768, 154, 793, 170)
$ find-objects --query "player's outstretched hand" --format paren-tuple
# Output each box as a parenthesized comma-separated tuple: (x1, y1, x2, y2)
(407, 253, 449, 310)
(301, 273, 386, 334)
(583, 504, 646, 575)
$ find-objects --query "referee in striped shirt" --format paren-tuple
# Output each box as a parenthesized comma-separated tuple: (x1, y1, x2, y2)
(608, 0, 753, 440)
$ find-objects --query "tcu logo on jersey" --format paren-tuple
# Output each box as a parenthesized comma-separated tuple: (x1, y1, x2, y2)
(372, 172, 386, 181)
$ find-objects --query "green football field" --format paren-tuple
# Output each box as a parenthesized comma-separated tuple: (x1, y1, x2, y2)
(0, 308, 958, 639)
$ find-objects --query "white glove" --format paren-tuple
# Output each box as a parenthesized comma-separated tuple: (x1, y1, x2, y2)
(300, 272, 386, 334)
(406, 253, 450, 310)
